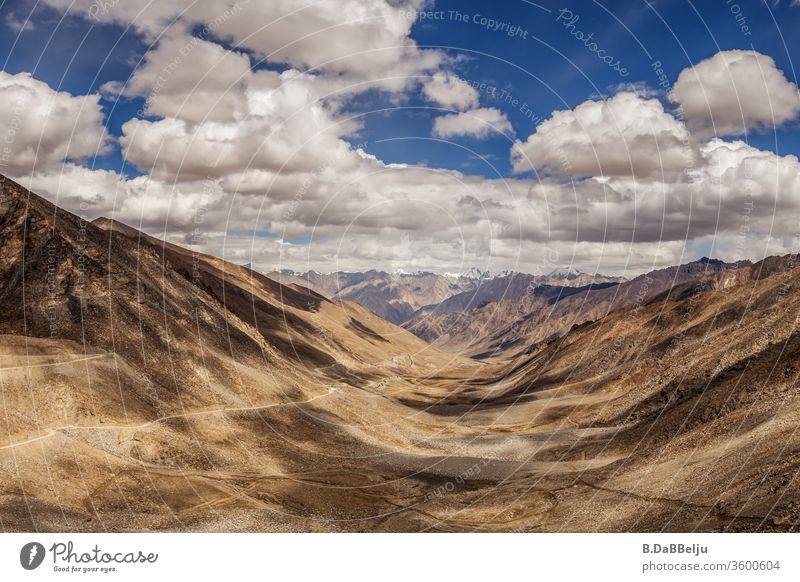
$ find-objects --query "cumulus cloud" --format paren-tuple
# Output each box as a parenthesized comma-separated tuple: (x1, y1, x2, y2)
(14, 164, 221, 229)
(422, 72, 480, 111)
(44, 0, 442, 93)
(509, 138, 800, 246)
(511, 92, 693, 179)
(113, 33, 252, 124)
(47, 1, 445, 186)
(42, 0, 203, 39)
(0, 72, 111, 176)
(15, 164, 127, 217)
(119, 66, 362, 181)
(11, 8, 800, 277)
(670, 50, 800, 136)
(199, 0, 440, 82)
(432, 108, 514, 139)
(18, 133, 800, 277)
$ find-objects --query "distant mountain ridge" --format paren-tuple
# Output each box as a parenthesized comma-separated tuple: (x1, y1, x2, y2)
(266, 268, 480, 323)
(405, 256, 751, 357)
(265, 267, 627, 324)
(265, 261, 749, 358)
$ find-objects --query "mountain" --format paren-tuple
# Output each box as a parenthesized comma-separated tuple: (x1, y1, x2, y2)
(407, 271, 613, 319)
(405, 257, 748, 357)
(2, 174, 798, 533)
(332, 271, 479, 324)
(266, 269, 479, 324)
(266, 268, 625, 326)
(546, 267, 627, 288)
(264, 269, 378, 297)
(413, 253, 800, 532)
(0, 175, 470, 531)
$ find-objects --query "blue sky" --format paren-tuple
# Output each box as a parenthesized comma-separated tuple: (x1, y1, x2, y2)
(2, 0, 800, 275)
(4, 0, 800, 178)
(360, 0, 800, 175)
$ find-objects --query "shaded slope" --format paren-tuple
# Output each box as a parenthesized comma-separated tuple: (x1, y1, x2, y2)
(1, 174, 797, 533)
(406, 258, 748, 357)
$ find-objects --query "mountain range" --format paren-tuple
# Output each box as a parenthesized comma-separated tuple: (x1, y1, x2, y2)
(265, 267, 626, 326)
(405, 257, 751, 357)
(1, 174, 799, 532)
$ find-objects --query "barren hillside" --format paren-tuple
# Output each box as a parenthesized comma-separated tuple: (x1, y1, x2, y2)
(1, 175, 798, 532)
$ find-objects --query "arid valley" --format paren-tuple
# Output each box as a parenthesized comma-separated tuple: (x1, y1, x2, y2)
(2, 175, 799, 532)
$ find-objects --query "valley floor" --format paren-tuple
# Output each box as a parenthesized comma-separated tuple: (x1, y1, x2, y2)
(2, 338, 796, 532)
(1, 176, 798, 532)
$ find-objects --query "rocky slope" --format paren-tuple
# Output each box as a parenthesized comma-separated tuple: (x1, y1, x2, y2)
(332, 271, 478, 324)
(1, 174, 797, 533)
(406, 258, 748, 357)
(267, 269, 479, 324)
(268, 268, 625, 326)
(265, 269, 377, 298)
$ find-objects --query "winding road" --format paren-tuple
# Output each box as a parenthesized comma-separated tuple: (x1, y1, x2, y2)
(0, 385, 338, 452)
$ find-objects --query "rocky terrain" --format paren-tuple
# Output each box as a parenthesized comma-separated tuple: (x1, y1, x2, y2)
(405, 258, 749, 357)
(1, 175, 798, 532)
(267, 268, 624, 326)
(266, 269, 480, 324)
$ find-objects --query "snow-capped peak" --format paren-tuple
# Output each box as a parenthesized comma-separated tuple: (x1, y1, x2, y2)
(547, 267, 584, 279)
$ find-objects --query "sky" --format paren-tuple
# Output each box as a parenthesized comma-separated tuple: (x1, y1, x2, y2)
(1, 0, 800, 276)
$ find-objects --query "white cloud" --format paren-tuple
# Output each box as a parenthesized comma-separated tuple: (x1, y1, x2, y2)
(15, 164, 210, 228)
(531, 138, 800, 245)
(44, 0, 443, 94)
(432, 108, 514, 139)
(41, 0, 198, 39)
(5, 13, 35, 32)
(511, 92, 692, 179)
(200, 0, 439, 82)
(45, 1, 445, 186)
(422, 72, 479, 111)
(670, 50, 800, 136)
(114, 33, 252, 124)
(13, 164, 125, 217)
(13, 10, 800, 277)
(0, 71, 111, 176)
(119, 67, 361, 181)
(17, 134, 800, 277)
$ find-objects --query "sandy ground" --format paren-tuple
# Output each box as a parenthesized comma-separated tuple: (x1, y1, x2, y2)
(2, 176, 799, 532)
